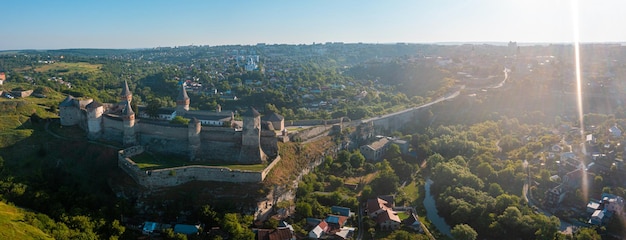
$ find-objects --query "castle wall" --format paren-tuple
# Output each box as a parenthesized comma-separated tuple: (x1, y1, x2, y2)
(285, 118, 343, 127)
(290, 125, 335, 142)
(118, 146, 283, 188)
(260, 130, 278, 157)
(138, 122, 188, 139)
(60, 106, 80, 126)
(193, 127, 241, 162)
(102, 116, 124, 142)
(200, 127, 241, 142)
(365, 107, 424, 133)
(196, 141, 240, 162)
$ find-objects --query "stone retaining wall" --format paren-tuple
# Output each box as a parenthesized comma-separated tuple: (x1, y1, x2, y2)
(118, 146, 281, 188)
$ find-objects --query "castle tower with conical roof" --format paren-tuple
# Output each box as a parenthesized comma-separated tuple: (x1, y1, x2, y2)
(120, 86, 137, 146)
(120, 80, 132, 103)
(176, 83, 190, 114)
(239, 107, 267, 163)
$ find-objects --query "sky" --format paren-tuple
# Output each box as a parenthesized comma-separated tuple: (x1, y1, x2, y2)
(2, 0, 626, 50)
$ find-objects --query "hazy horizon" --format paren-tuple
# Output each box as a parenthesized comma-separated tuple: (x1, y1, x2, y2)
(3, 0, 626, 51)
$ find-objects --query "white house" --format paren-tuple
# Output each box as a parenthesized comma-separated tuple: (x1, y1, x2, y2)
(308, 221, 328, 239)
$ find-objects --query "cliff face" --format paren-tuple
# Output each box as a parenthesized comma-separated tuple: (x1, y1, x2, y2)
(256, 137, 340, 220)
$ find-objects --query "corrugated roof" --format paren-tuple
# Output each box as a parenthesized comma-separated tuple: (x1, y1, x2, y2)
(368, 138, 390, 151)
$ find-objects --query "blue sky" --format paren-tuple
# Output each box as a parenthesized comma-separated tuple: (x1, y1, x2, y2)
(2, 0, 625, 50)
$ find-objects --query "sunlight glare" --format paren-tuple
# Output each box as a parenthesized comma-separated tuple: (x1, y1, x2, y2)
(572, 0, 588, 203)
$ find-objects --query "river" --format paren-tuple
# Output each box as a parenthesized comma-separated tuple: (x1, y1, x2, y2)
(423, 178, 452, 237)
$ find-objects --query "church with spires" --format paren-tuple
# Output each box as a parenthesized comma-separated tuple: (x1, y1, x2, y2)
(59, 81, 279, 164)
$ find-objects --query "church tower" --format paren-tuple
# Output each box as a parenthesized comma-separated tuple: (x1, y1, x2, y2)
(239, 107, 267, 163)
(120, 80, 132, 103)
(176, 83, 190, 114)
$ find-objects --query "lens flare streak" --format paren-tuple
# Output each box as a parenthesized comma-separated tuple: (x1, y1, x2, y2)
(571, 0, 588, 203)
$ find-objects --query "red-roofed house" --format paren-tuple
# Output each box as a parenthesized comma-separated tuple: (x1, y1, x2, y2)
(366, 198, 392, 218)
(377, 209, 401, 230)
(308, 220, 329, 239)
(256, 227, 296, 240)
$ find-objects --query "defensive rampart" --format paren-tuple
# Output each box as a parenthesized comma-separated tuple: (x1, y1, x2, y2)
(118, 146, 282, 188)
(285, 118, 344, 127)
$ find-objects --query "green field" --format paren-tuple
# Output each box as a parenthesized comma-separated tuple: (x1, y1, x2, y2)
(32, 62, 102, 75)
(130, 152, 268, 171)
(0, 202, 54, 240)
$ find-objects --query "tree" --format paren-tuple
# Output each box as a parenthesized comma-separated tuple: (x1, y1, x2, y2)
(451, 224, 478, 240)
(162, 228, 187, 240)
(170, 116, 190, 125)
(475, 162, 496, 181)
(221, 213, 254, 239)
(336, 150, 351, 163)
(146, 99, 163, 118)
(349, 151, 365, 168)
(371, 168, 400, 195)
(488, 183, 504, 197)
(296, 201, 312, 217)
(574, 227, 601, 240)
(385, 144, 402, 160)
(199, 204, 219, 227)
(332, 109, 347, 119)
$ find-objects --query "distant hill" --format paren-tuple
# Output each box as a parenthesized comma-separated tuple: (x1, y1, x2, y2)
(0, 202, 54, 240)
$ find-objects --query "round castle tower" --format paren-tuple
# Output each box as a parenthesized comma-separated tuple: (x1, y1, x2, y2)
(121, 100, 136, 146)
(188, 117, 201, 161)
(85, 100, 104, 139)
(239, 107, 267, 163)
(119, 81, 136, 146)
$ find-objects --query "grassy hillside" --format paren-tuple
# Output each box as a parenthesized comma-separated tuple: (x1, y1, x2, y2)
(27, 62, 103, 75)
(0, 202, 53, 240)
(0, 99, 61, 147)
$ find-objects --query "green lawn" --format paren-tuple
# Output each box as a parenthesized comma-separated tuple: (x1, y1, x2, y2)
(398, 181, 421, 205)
(0, 202, 54, 240)
(397, 211, 410, 220)
(130, 152, 268, 171)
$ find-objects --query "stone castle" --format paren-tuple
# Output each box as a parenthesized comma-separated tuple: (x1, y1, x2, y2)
(59, 81, 279, 164)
